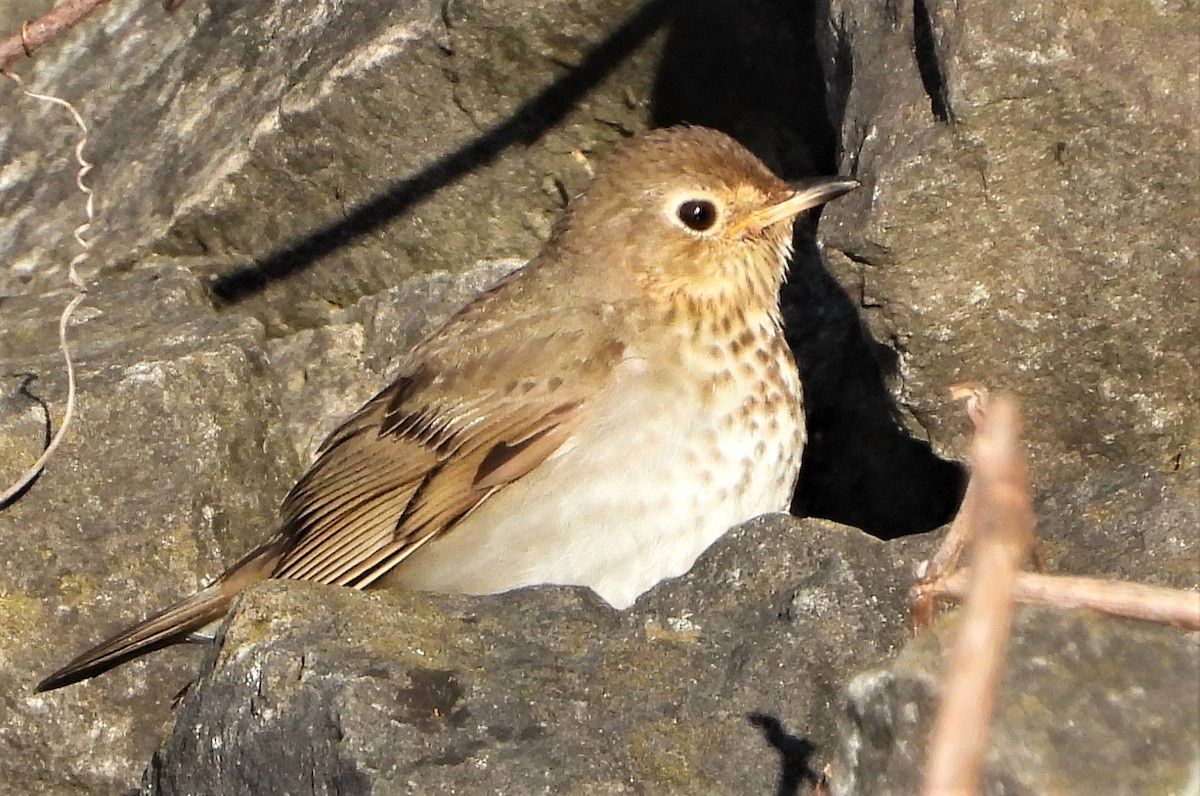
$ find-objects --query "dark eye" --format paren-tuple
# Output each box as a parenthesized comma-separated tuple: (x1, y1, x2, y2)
(677, 199, 718, 232)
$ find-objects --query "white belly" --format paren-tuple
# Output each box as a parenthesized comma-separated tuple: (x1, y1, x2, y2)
(383, 331, 804, 609)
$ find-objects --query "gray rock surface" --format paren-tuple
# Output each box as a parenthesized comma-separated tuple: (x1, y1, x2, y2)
(807, 5, 1200, 789)
(815, 0, 1198, 489)
(1, 266, 299, 796)
(835, 606, 1200, 796)
(0, 0, 662, 332)
(140, 517, 934, 796)
(811, 0, 1198, 601)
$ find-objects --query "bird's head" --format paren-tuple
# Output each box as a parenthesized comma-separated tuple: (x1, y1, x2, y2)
(553, 126, 857, 311)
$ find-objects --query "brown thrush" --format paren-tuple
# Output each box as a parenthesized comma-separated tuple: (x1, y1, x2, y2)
(37, 125, 857, 691)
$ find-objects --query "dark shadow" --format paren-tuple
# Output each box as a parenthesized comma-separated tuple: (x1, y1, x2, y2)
(650, 0, 965, 537)
(785, 229, 966, 537)
(0, 373, 52, 508)
(748, 713, 821, 796)
(208, 0, 675, 305)
(912, 0, 952, 122)
(650, 0, 835, 177)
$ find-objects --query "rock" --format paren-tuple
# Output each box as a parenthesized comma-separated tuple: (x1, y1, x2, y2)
(141, 516, 936, 795)
(814, 0, 1198, 489)
(811, 0, 1198, 590)
(808, 9, 1200, 789)
(0, 265, 299, 796)
(0, 0, 665, 333)
(835, 605, 1200, 795)
(1032, 465, 1199, 591)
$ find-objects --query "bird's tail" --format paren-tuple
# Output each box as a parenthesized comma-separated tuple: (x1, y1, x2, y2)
(35, 540, 282, 692)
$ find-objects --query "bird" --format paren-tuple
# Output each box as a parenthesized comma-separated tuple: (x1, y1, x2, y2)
(36, 125, 857, 692)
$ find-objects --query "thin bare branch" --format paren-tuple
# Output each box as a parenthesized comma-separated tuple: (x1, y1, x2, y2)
(925, 569, 1200, 631)
(922, 395, 1036, 796)
(0, 0, 113, 70)
(912, 383, 991, 630)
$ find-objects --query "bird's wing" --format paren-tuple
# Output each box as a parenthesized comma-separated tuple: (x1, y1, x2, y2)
(270, 323, 626, 589)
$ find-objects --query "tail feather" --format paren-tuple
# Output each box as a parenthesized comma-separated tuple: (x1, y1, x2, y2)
(36, 539, 284, 692)
(35, 585, 234, 692)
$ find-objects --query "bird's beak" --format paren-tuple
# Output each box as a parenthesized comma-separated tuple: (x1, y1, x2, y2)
(733, 177, 859, 236)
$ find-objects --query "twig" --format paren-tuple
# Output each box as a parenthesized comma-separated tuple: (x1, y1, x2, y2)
(912, 383, 1043, 628)
(0, 0, 116, 70)
(0, 71, 92, 507)
(921, 569, 1200, 630)
(921, 395, 1035, 795)
(911, 386, 1199, 793)
(912, 384, 989, 628)
(810, 763, 832, 796)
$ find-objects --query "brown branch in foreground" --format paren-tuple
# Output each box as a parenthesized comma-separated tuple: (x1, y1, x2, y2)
(919, 569, 1200, 631)
(910, 386, 1199, 795)
(0, 0, 114, 70)
(911, 384, 990, 625)
(921, 395, 1036, 796)
(912, 383, 1044, 630)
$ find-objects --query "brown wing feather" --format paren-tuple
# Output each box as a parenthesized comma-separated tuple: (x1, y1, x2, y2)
(269, 330, 614, 589)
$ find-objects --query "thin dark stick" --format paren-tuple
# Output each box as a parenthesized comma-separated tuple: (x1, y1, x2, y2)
(0, 0, 114, 70)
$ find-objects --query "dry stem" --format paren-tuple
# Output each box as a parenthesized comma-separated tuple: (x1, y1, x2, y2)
(0, 0, 115, 70)
(0, 72, 92, 507)
(921, 395, 1035, 795)
(912, 385, 1199, 795)
(921, 569, 1200, 630)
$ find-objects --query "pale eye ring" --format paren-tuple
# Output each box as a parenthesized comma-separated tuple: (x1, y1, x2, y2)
(677, 199, 719, 232)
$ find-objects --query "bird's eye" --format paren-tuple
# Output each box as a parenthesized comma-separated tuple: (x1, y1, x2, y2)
(677, 199, 719, 232)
